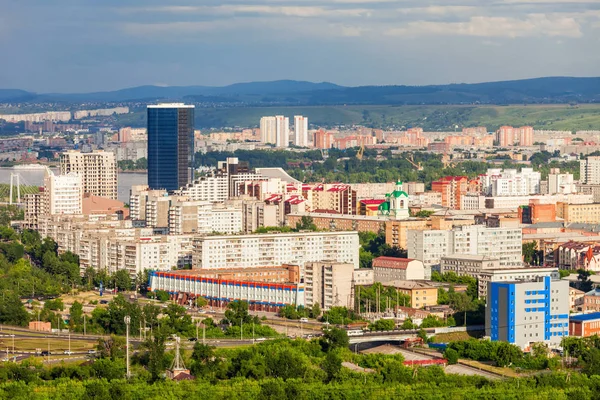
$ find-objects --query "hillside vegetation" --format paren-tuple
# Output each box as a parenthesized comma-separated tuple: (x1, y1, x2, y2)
(118, 104, 600, 131)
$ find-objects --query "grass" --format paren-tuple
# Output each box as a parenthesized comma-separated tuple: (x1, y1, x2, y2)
(0, 337, 96, 353)
(117, 104, 600, 131)
(429, 330, 485, 343)
(458, 358, 521, 378)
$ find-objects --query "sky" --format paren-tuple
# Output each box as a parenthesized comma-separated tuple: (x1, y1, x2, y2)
(1, 0, 600, 93)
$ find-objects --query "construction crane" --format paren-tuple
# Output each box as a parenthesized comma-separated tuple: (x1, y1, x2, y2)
(356, 143, 365, 161)
(404, 154, 423, 171)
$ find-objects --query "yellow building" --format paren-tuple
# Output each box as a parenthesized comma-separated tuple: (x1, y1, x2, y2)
(556, 202, 600, 224)
(381, 280, 438, 308)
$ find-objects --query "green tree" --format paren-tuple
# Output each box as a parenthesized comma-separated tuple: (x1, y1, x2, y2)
(0, 292, 30, 326)
(69, 301, 84, 332)
(523, 242, 537, 264)
(96, 336, 126, 361)
(370, 319, 395, 331)
(450, 292, 475, 326)
(190, 343, 217, 377)
(320, 327, 349, 352)
(310, 303, 321, 319)
(493, 342, 522, 367)
(322, 350, 342, 382)
(577, 269, 593, 292)
(144, 325, 169, 382)
(444, 348, 459, 364)
(225, 300, 253, 326)
(113, 270, 131, 291)
(295, 216, 317, 232)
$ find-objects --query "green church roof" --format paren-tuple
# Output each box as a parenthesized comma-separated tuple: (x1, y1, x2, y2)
(391, 190, 409, 198)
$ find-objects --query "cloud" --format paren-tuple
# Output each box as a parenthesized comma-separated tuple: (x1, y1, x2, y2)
(386, 14, 583, 38)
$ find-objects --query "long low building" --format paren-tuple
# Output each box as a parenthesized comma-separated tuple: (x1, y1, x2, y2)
(148, 271, 304, 311)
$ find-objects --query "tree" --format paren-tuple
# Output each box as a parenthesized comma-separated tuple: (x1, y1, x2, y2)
(295, 216, 317, 232)
(523, 242, 537, 264)
(144, 324, 169, 382)
(113, 270, 131, 291)
(450, 292, 475, 326)
(370, 319, 395, 331)
(582, 348, 600, 376)
(96, 336, 126, 361)
(310, 302, 321, 319)
(493, 342, 522, 367)
(0, 292, 30, 326)
(320, 327, 349, 352)
(225, 300, 252, 326)
(401, 318, 415, 330)
(444, 348, 459, 365)
(69, 301, 84, 332)
(577, 269, 593, 292)
(190, 343, 217, 377)
(322, 350, 342, 382)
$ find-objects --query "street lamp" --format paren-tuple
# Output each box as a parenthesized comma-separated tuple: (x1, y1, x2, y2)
(124, 316, 131, 379)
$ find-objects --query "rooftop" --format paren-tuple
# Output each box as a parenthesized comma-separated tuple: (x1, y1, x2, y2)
(570, 312, 600, 322)
(380, 280, 435, 290)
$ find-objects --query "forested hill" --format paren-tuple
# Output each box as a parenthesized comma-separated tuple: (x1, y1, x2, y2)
(3, 77, 599, 104)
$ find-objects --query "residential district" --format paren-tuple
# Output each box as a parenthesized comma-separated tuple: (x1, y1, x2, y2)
(4, 103, 600, 385)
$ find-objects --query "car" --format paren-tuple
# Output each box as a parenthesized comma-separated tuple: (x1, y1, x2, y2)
(99, 300, 108, 305)
(41, 351, 50, 356)
(87, 350, 97, 354)
(188, 337, 198, 342)
(299, 318, 309, 323)
(63, 350, 73, 355)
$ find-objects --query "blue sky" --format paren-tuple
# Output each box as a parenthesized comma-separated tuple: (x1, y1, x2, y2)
(1, 0, 599, 92)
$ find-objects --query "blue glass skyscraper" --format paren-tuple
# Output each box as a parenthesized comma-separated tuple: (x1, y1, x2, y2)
(147, 103, 195, 191)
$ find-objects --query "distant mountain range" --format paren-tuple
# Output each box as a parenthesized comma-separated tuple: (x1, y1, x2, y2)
(1, 77, 600, 105)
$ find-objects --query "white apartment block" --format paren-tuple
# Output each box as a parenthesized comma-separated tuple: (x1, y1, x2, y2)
(407, 230, 451, 270)
(293, 115, 308, 147)
(461, 195, 486, 210)
(408, 225, 522, 270)
(260, 116, 277, 145)
(192, 231, 359, 271)
(580, 157, 600, 185)
(178, 174, 229, 202)
(59, 150, 118, 199)
(275, 115, 290, 148)
(481, 168, 541, 197)
(548, 168, 576, 194)
(304, 262, 354, 311)
(37, 214, 194, 276)
(43, 169, 83, 215)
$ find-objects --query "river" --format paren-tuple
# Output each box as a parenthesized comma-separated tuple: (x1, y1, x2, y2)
(0, 167, 147, 203)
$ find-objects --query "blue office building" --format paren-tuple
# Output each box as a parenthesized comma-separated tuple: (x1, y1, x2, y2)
(147, 103, 195, 191)
(486, 275, 569, 349)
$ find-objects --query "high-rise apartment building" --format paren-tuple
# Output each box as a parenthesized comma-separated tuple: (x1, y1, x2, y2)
(580, 157, 600, 184)
(313, 129, 334, 149)
(304, 262, 355, 311)
(516, 126, 534, 146)
(496, 126, 514, 147)
(59, 150, 117, 199)
(260, 116, 277, 145)
(147, 103, 195, 191)
(43, 168, 83, 215)
(293, 115, 308, 147)
(275, 115, 289, 148)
